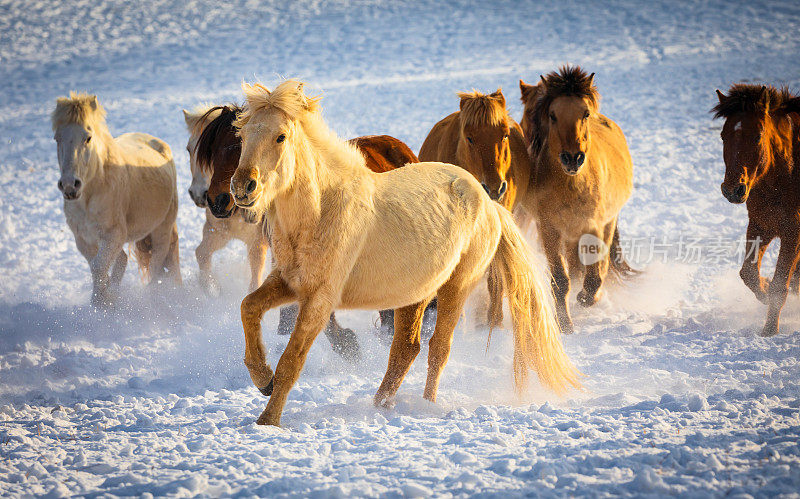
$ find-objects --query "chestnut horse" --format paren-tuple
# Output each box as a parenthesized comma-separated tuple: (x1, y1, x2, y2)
(520, 66, 635, 334)
(418, 89, 531, 212)
(229, 80, 579, 426)
(713, 84, 800, 336)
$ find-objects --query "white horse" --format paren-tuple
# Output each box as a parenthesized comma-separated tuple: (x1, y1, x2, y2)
(183, 106, 269, 294)
(52, 93, 181, 305)
(229, 80, 580, 426)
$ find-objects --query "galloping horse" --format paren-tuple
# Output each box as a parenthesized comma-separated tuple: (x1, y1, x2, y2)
(520, 66, 635, 334)
(713, 85, 800, 336)
(229, 80, 579, 426)
(418, 89, 531, 212)
(184, 106, 270, 295)
(52, 93, 181, 306)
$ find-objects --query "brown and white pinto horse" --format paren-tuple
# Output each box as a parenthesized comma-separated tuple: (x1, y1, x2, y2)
(520, 66, 635, 334)
(713, 84, 800, 337)
(418, 89, 531, 212)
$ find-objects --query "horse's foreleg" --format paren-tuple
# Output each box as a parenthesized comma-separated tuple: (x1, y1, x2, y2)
(165, 224, 182, 285)
(578, 225, 613, 308)
(762, 231, 800, 337)
(374, 300, 430, 407)
(257, 294, 333, 426)
(323, 313, 360, 362)
(540, 224, 572, 334)
(89, 235, 124, 307)
(246, 237, 269, 292)
(195, 219, 229, 295)
(740, 222, 772, 304)
(241, 270, 295, 393)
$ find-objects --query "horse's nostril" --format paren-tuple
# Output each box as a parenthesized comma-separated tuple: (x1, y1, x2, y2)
(734, 184, 747, 197)
(481, 183, 490, 195)
(58, 180, 64, 191)
(574, 152, 585, 166)
(74, 179, 81, 189)
(559, 152, 571, 166)
(245, 179, 257, 194)
(498, 181, 507, 196)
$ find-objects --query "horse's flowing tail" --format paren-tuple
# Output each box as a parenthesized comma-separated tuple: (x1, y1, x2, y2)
(133, 236, 153, 282)
(488, 206, 582, 394)
(608, 225, 639, 279)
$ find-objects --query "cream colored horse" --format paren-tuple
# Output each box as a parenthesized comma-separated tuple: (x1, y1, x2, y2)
(52, 93, 181, 306)
(228, 80, 580, 426)
(183, 106, 269, 293)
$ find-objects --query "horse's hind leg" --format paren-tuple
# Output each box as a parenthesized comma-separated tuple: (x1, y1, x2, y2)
(196, 219, 230, 295)
(374, 299, 430, 407)
(577, 223, 614, 308)
(762, 232, 800, 337)
(241, 269, 296, 394)
(423, 283, 470, 403)
(323, 313, 360, 362)
(109, 250, 128, 288)
(257, 293, 333, 426)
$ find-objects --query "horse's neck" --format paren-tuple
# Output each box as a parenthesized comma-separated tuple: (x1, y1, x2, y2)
(753, 129, 796, 197)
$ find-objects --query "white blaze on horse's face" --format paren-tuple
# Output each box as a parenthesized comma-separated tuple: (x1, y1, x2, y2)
(186, 131, 211, 207)
(233, 110, 292, 211)
(54, 122, 97, 200)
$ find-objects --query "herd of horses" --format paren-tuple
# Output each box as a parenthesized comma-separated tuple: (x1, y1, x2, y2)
(50, 65, 800, 426)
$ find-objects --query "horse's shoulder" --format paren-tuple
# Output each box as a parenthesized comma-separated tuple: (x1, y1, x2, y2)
(420, 113, 460, 162)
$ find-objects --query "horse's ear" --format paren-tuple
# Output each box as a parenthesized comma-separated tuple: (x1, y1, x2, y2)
(491, 88, 506, 108)
(520, 80, 541, 103)
(715, 89, 725, 103)
(458, 92, 470, 111)
(539, 75, 547, 88)
(182, 109, 193, 126)
(587, 72, 595, 88)
(297, 82, 305, 94)
(88, 95, 98, 111)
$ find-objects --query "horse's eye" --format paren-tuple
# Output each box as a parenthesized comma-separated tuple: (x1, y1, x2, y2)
(503, 133, 509, 140)
(583, 111, 590, 119)
(549, 112, 557, 123)
(85, 136, 92, 144)
(276, 134, 286, 143)
(466, 137, 474, 145)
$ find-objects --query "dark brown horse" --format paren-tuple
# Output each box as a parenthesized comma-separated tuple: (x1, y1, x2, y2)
(713, 84, 800, 336)
(193, 105, 423, 345)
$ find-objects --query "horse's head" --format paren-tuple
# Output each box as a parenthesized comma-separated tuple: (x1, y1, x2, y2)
(713, 85, 795, 204)
(193, 105, 242, 218)
(456, 89, 512, 202)
(519, 79, 543, 144)
(183, 106, 222, 208)
(231, 80, 320, 215)
(532, 66, 599, 175)
(51, 93, 108, 200)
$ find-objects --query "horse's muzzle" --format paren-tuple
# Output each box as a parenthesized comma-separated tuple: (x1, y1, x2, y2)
(559, 151, 585, 175)
(208, 192, 236, 218)
(721, 182, 748, 204)
(189, 188, 208, 208)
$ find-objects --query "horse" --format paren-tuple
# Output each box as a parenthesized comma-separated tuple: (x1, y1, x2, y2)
(519, 66, 635, 335)
(52, 93, 181, 306)
(713, 84, 800, 337)
(183, 106, 269, 294)
(418, 89, 531, 212)
(192, 104, 424, 337)
(228, 79, 580, 426)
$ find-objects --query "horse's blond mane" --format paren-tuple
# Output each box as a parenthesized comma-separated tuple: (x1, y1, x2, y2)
(184, 103, 218, 135)
(234, 80, 321, 130)
(457, 90, 508, 127)
(51, 92, 107, 132)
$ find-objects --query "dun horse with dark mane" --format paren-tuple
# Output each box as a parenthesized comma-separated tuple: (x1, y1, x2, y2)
(520, 66, 635, 334)
(714, 85, 800, 336)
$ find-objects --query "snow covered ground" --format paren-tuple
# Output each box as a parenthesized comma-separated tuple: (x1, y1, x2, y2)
(2, 0, 800, 496)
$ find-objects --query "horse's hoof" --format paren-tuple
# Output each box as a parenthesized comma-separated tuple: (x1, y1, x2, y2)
(760, 324, 779, 337)
(577, 289, 600, 307)
(259, 378, 274, 397)
(256, 410, 280, 426)
(373, 393, 395, 409)
(559, 318, 575, 335)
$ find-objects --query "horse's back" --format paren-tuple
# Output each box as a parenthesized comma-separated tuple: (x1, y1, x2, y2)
(116, 132, 174, 166)
(418, 112, 460, 164)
